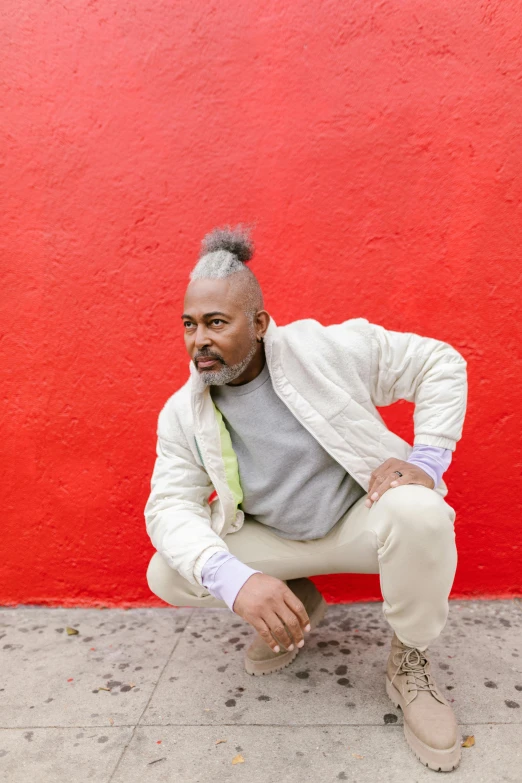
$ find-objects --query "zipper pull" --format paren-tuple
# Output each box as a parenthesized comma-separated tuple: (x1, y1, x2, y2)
(194, 436, 205, 468)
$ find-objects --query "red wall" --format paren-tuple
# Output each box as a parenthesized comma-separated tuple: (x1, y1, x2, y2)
(2, 1, 521, 608)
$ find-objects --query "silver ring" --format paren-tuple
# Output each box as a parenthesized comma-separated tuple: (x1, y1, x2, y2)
(393, 470, 403, 477)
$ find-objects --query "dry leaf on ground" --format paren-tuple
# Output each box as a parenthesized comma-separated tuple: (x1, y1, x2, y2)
(462, 735, 475, 748)
(352, 753, 364, 759)
(98, 687, 111, 691)
(66, 627, 79, 635)
(232, 754, 245, 765)
(215, 739, 227, 745)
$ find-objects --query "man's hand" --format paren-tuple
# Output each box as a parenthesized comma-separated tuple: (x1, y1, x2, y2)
(232, 573, 311, 652)
(365, 458, 435, 508)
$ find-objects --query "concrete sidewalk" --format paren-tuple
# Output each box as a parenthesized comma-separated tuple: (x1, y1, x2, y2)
(0, 600, 521, 782)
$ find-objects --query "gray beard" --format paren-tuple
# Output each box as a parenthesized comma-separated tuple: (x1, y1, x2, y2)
(200, 340, 258, 386)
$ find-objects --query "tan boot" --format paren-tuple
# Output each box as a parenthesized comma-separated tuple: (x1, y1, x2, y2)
(386, 633, 461, 772)
(244, 577, 327, 676)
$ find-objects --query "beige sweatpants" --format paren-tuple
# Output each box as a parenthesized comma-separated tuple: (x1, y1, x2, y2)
(146, 483, 457, 650)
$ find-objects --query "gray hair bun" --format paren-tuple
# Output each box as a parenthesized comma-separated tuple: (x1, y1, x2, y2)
(199, 223, 255, 263)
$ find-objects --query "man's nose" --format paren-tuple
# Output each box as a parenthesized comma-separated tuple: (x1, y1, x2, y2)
(194, 325, 212, 350)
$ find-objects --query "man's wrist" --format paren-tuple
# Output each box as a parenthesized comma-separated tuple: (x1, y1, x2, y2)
(201, 551, 262, 611)
(406, 444, 452, 489)
(406, 458, 438, 487)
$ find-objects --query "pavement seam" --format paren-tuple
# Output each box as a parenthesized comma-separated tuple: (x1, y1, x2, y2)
(119, 720, 522, 727)
(1, 721, 520, 729)
(106, 607, 195, 783)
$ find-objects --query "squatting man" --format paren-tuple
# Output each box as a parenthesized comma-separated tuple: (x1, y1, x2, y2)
(145, 225, 468, 772)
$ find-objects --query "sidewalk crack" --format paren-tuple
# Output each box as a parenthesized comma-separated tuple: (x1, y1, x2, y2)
(106, 608, 194, 782)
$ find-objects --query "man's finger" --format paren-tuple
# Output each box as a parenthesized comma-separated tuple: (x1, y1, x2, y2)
(367, 472, 380, 497)
(277, 607, 305, 647)
(368, 459, 397, 496)
(283, 591, 311, 632)
(264, 611, 295, 651)
(254, 618, 283, 653)
(366, 473, 406, 507)
(366, 473, 390, 506)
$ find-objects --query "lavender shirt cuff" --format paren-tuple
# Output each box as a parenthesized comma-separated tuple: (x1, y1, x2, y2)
(201, 550, 262, 612)
(405, 444, 453, 488)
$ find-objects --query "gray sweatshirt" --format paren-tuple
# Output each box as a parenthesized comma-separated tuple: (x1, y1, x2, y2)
(210, 359, 367, 540)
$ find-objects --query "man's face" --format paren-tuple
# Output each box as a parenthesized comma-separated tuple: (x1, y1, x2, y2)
(182, 277, 258, 385)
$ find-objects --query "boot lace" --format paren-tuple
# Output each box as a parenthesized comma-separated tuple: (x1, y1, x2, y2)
(390, 646, 437, 695)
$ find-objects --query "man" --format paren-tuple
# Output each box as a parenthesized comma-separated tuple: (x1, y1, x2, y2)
(145, 224, 468, 772)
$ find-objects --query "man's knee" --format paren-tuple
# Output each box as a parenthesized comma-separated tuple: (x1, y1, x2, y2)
(377, 484, 455, 541)
(147, 552, 171, 602)
(146, 551, 227, 608)
(147, 551, 193, 605)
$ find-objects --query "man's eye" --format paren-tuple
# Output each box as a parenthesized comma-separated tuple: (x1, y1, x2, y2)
(183, 321, 195, 328)
(211, 319, 225, 325)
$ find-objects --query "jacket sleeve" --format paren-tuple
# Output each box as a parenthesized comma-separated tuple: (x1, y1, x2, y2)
(367, 322, 468, 451)
(144, 405, 229, 587)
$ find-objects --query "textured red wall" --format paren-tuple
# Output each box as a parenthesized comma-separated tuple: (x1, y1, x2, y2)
(2, 1, 521, 608)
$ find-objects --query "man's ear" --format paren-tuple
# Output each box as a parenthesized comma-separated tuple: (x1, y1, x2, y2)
(255, 310, 270, 339)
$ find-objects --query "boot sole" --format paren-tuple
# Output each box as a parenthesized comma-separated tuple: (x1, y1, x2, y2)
(244, 595, 328, 676)
(386, 677, 462, 772)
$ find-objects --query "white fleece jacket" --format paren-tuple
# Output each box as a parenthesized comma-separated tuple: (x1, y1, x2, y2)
(144, 315, 468, 591)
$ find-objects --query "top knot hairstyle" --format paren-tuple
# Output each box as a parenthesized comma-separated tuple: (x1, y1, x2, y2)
(189, 223, 264, 321)
(191, 223, 255, 280)
(199, 224, 254, 264)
